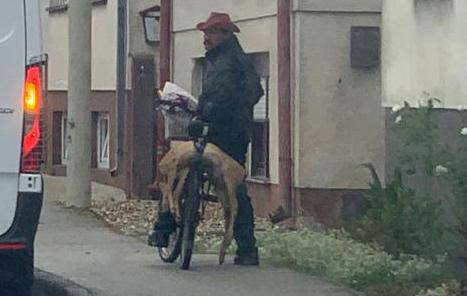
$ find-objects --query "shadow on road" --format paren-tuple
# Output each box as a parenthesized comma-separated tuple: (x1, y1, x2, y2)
(33, 269, 95, 296)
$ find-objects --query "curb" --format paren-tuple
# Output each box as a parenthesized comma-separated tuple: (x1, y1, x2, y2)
(34, 269, 97, 296)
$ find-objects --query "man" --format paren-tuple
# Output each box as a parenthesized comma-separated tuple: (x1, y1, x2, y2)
(149, 12, 263, 266)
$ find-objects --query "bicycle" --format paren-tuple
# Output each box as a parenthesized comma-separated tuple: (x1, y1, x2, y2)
(155, 97, 219, 270)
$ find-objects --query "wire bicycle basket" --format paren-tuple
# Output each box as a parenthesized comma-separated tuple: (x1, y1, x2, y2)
(162, 107, 193, 140)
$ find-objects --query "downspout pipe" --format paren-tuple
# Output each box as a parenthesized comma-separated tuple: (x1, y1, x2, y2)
(111, 0, 127, 177)
(151, 0, 171, 198)
(159, 0, 171, 87)
(270, 0, 294, 224)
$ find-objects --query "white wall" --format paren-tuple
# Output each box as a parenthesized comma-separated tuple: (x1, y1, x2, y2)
(293, 0, 382, 12)
(382, 0, 467, 108)
(172, 0, 276, 32)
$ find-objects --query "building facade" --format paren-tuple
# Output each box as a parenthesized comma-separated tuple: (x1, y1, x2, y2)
(169, 0, 384, 226)
(41, 0, 161, 198)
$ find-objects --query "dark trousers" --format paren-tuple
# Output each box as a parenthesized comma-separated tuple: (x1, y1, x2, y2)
(233, 182, 257, 255)
(218, 141, 257, 255)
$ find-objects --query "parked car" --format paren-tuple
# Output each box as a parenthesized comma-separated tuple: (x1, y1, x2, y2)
(0, 0, 46, 295)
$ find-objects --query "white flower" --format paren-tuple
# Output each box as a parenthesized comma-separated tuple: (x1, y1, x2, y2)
(391, 104, 402, 113)
(395, 115, 402, 124)
(461, 127, 467, 136)
(418, 99, 427, 108)
(435, 165, 448, 175)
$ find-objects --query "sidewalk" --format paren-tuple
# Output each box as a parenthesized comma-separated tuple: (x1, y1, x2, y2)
(35, 202, 356, 296)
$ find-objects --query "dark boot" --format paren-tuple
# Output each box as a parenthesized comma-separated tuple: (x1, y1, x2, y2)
(233, 183, 259, 266)
(234, 247, 259, 266)
(148, 211, 176, 248)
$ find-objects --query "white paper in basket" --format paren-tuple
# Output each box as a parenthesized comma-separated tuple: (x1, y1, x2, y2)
(161, 82, 198, 112)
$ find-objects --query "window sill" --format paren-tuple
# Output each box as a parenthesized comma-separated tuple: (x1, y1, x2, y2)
(92, 167, 110, 172)
(145, 40, 161, 45)
(47, 0, 107, 14)
(246, 177, 271, 184)
(46, 4, 68, 13)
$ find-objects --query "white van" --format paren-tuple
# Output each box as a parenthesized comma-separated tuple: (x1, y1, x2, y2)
(0, 0, 45, 294)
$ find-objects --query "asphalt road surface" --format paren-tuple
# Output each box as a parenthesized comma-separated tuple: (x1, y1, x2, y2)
(35, 202, 355, 296)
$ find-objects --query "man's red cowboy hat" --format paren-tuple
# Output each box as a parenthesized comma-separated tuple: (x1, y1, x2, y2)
(196, 12, 240, 33)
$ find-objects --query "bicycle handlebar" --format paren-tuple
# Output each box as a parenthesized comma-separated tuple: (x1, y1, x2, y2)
(155, 97, 197, 116)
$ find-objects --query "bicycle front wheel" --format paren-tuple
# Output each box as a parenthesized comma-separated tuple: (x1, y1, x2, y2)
(180, 169, 201, 270)
(158, 225, 182, 263)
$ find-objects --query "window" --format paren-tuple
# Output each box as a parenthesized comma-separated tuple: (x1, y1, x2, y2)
(191, 52, 270, 179)
(250, 76, 270, 179)
(247, 53, 270, 180)
(97, 113, 110, 169)
(60, 112, 69, 165)
(192, 58, 207, 98)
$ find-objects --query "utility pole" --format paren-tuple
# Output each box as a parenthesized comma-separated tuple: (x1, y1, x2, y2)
(66, 0, 92, 207)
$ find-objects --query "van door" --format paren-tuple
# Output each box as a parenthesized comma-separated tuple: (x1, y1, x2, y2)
(0, 1, 26, 235)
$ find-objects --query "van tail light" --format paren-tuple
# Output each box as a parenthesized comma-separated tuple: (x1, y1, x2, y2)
(20, 65, 43, 173)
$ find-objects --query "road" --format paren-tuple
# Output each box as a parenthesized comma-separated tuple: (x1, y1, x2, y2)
(35, 202, 355, 296)
(32, 269, 94, 296)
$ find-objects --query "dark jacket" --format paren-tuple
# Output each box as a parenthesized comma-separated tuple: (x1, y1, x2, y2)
(198, 35, 264, 163)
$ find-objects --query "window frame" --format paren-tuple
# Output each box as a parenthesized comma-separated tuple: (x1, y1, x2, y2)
(191, 53, 271, 181)
(96, 112, 110, 169)
(60, 112, 68, 165)
(248, 75, 270, 180)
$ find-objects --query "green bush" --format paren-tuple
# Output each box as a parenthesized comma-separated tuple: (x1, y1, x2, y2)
(390, 99, 467, 273)
(443, 129, 467, 274)
(351, 165, 443, 256)
(392, 100, 445, 177)
(350, 100, 450, 257)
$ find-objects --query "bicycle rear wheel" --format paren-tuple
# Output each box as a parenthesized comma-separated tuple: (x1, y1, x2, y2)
(180, 169, 201, 270)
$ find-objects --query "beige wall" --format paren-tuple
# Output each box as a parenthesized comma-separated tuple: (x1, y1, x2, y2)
(92, 2, 118, 90)
(172, 0, 276, 32)
(40, 1, 68, 90)
(293, 0, 382, 12)
(42, 0, 160, 91)
(293, 11, 384, 189)
(382, 0, 467, 108)
(41, 1, 118, 91)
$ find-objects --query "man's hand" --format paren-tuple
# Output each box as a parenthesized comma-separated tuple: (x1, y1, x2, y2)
(188, 119, 210, 138)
